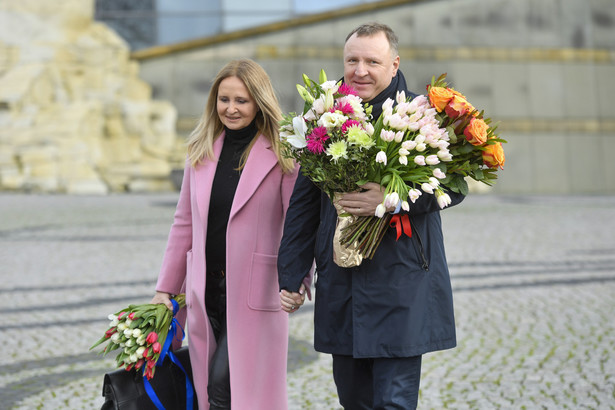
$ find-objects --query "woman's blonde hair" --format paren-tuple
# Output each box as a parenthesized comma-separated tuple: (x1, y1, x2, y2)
(186, 59, 294, 174)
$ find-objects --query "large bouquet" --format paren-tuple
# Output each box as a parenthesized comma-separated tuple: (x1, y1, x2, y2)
(338, 90, 454, 259)
(280, 71, 506, 266)
(90, 294, 186, 380)
(340, 74, 507, 260)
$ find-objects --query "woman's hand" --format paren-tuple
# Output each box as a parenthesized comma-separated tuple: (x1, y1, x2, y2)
(151, 291, 173, 310)
(280, 284, 306, 313)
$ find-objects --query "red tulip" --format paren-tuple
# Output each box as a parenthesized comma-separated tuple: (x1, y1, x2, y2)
(145, 332, 158, 344)
(105, 327, 117, 338)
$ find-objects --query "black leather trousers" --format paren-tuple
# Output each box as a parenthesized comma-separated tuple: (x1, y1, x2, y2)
(205, 270, 230, 410)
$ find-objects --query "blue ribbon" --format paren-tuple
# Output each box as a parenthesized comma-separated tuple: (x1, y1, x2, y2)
(142, 299, 194, 410)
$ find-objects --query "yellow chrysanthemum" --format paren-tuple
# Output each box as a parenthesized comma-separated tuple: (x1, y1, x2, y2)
(326, 141, 348, 162)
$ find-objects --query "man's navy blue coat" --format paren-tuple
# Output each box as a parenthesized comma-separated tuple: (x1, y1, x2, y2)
(278, 71, 465, 358)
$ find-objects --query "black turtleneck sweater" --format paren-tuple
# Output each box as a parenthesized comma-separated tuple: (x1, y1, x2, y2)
(205, 120, 257, 272)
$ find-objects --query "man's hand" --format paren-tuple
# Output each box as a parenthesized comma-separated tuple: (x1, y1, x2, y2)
(337, 182, 392, 216)
(280, 284, 306, 313)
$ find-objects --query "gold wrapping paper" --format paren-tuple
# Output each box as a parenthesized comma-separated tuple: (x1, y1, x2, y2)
(332, 198, 363, 267)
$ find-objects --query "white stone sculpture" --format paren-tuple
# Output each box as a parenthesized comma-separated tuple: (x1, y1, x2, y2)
(0, 0, 182, 194)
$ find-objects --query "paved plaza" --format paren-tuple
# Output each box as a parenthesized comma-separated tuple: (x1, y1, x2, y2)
(1, 193, 614, 409)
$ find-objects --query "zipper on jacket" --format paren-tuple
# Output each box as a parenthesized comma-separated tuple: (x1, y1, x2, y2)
(410, 217, 429, 271)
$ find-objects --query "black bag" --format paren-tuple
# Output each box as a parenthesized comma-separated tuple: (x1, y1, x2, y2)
(101, 346, 198, 410)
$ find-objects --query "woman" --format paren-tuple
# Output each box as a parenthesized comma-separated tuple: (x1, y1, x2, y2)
(152, 59, 305, 410)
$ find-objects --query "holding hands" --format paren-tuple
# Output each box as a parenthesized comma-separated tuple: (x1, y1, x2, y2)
(280, 284, 307, 313)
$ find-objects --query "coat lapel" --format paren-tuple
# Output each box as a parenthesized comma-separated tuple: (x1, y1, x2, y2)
(230, 135, 277, 220)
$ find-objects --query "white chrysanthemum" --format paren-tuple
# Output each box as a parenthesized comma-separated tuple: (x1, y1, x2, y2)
(318, 112, 347, 129)
(320, 80, 339, 92)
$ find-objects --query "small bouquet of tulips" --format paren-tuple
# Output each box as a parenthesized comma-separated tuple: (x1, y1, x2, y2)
(90, 294, 186, 380)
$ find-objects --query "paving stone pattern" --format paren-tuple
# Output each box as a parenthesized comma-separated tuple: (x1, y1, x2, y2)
(1, 193, 614, 409)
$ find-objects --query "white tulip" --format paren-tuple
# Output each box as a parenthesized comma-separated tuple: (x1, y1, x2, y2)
(426, 155, 440, 165)
(414, 155, 426, 166)
(408, 189, 422, 203)
(421, 183, 434, 194)
(433, 168, 446, 179)
(376, 151, 388, 166)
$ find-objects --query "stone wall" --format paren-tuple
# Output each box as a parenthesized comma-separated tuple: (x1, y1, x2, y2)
(135, 0, 615, 195)
(0, 0, 183, 194)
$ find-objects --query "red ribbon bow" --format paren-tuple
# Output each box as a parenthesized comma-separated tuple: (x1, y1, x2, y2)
(390, 214, 412, 240)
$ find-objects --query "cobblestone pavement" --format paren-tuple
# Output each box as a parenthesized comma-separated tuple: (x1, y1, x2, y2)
(1, 193, 614, 409)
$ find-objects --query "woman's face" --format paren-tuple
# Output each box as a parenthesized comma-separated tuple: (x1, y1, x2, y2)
(216, 76, 258, 130)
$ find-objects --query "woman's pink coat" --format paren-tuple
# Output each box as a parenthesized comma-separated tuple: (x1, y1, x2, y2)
(156, 133, 299, 409)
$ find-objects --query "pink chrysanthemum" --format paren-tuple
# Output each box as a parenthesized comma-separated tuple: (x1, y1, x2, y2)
(306, 126, 330, 154)
(309, 126, 329, 140)
(337, 102, 355, 116)
(337, 83, 359, 96)
(307, 139, 326, 154)
(341, 119, 360, 134)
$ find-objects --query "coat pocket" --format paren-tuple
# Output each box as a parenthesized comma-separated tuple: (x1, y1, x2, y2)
(247, 253, 281, 311)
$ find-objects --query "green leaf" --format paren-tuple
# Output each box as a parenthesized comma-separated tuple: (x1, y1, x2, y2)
(129, 318, 144, 329)
(372, 115, 385, 140)
(446, 126, 458, 144)
(90, 335, 109, 350)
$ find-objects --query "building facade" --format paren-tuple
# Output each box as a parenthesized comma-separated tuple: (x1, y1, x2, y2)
(115, 0, 615, 194)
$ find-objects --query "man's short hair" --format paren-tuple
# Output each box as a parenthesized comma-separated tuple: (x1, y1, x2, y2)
(345, 22, 399, 57)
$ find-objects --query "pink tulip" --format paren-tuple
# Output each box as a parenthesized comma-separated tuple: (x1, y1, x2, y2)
(145, 332, 158, 344)
(135, 359, 145, 370)
(105, 327, 117, 338)
(145, 366, 154, 380)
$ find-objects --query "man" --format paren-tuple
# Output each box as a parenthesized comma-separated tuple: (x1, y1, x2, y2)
(278, 23, 465, 409)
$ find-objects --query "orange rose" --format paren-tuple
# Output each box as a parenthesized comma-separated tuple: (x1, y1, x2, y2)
(450, 89, 465, 98)
(482, 141, 505, 169)
(463, 117, 489, 146)
(428, 86, 455, 112)
(444, 94, 475, 119)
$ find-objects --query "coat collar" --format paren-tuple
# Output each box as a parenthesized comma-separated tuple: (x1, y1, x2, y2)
(194, 132, 278, 221)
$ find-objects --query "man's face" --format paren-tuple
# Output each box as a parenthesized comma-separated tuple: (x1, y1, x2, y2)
(343, 31, 400, 102)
